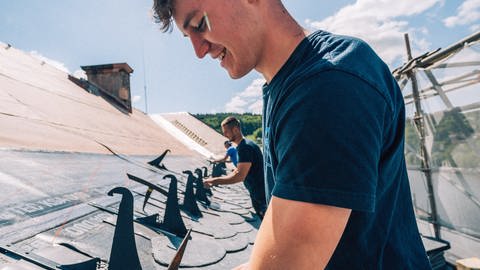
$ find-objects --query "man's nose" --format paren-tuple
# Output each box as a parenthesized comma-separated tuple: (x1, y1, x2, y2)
(190, 34, 210, 58)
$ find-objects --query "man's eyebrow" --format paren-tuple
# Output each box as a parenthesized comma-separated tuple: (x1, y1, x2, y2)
(182, 9, 199, 30)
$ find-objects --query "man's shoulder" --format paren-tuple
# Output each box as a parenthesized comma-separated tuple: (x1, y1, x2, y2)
(244, 139, 261, 150)
(300, 31, 391, 89)
(237, 139, 260, 152)
(288, 31, 371, 71)
(270, 30, 399, 116)
(268, 31, 367, 92)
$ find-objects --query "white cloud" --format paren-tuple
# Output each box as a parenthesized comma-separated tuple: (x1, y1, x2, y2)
(225, 78, 265, 113)
(306, 0, 442, 65)
(225, 96, 248, 113)
(444, 0, 480, 28)
(29, 51, 70, 73)
(248, 99, 263, 113)
(132, 95, 142, 103)
(73, 69, 87, 79)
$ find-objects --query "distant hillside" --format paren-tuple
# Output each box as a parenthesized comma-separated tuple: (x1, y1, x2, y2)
(194, 113, 262, 142)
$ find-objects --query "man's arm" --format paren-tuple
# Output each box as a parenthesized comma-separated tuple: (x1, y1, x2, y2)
(204, 162, 251, 187)
(211, 153, 230, 163)
(237, 196, 351, 269)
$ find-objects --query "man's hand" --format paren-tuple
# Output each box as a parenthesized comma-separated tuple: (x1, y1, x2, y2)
(203, 178, 216, 188)
(203, 162, 250, 188)
(207, 158, 216, 164)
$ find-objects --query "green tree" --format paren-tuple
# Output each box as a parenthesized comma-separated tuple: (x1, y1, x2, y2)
(194, 113, 262, 138)
(431, 107, 475, 166)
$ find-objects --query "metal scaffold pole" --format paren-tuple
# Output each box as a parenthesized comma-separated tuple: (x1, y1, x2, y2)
(404, 33, 441, 239)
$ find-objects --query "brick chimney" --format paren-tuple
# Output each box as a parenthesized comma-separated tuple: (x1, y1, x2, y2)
(81, 63, 134, 113)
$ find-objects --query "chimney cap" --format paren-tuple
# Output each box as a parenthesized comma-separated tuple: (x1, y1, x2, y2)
(81, 63, 133, 74)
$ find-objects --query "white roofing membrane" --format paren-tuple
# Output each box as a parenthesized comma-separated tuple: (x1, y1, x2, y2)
(150, 113, 214, 158)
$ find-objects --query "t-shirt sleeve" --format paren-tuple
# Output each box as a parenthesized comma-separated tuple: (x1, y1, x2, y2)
(227, 147, 235, 157)
(237, 144, 253, 164)
(270, 70, 389, 212)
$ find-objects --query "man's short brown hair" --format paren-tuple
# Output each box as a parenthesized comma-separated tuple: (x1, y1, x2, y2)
(152, 0, 175, 32)
(221, 116, 241, 130)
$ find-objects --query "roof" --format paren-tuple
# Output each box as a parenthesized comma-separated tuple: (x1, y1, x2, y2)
(0, 44, 190, 156)
(0, 44, 258, 269)
(0, 150, 259, 269)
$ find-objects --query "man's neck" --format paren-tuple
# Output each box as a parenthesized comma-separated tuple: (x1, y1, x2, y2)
(255, 4, 306, 83)
(233, 136, 244, 146)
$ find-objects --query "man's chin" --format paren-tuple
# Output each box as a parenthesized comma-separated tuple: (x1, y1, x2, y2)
(227, 68, 251, 80)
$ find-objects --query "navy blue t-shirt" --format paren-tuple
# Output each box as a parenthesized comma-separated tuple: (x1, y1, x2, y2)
(237, 138, 266, 206)
(262, 30, 431, 269)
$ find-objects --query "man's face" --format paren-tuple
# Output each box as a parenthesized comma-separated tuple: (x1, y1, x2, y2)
(222, 125, 237, 142)
(173, 0, 265, 79)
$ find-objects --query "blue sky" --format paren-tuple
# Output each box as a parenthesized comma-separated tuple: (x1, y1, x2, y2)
(1, 0, 478, 114)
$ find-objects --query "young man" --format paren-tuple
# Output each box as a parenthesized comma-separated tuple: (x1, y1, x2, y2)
(211, 140, 238, 167)
(152, 0, 431, 269)
(204, 117, 267, 219)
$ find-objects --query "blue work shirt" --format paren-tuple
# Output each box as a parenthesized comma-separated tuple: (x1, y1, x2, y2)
(262, 30, 431, 269)
(226, 145, 238, 167)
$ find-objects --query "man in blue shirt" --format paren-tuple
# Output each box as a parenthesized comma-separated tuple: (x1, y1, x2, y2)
(152, 0, 431, 269)
(211, 140, 238, 167)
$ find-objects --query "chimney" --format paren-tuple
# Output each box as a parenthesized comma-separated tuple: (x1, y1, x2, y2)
(81, 63, 134, 113)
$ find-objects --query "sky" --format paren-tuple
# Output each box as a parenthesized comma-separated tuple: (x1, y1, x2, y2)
(1, 0, 479, 114)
